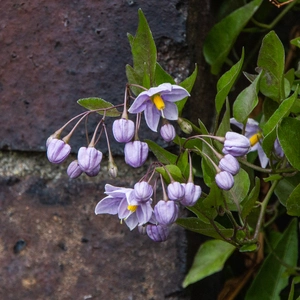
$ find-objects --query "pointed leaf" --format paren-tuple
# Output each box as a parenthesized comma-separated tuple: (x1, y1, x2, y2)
(257, 31, 285, 102)
(286, 183, 300, 216)
(156, 165, 184, 183)
(290, 37, 300, 49)
(145, 139, 177, 165)
(245, 219, 298, 300)
(277, 117, 300, 170)
(177, 65, 198, 115)
(262, 87, 298, 136)
(155, 63, 175, 86)
(77, 98, 121, 117)
(233, 71, 262, 123)
(203, 0, 262, 74)
(182, 240, 235, 288)
(241, 177, 260, 219)
(215, 49, 244, 113)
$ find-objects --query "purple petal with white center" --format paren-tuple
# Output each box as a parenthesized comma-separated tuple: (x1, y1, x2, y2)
(160, 85, 190, 102)
(136, 202, 153, 225)
(94, 196, 121, 215)
(163, 101, 178, 120)
(144, 102, 161, 132)
(118, 197, 131, 219)
(146, 83, 173, 97)
(124, 214, 139, 231)
(128, 93, 150, 113)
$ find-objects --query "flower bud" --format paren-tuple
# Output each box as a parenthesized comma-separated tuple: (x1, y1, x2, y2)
(223, 132, 250, 157)
(146, 224, 170, 242)
(108, 160, 118, 178)
(181, 183, 201, 206)
(177, 118, 193, 134)
(167, 181, 185, 201)
(154, 200, 179, 225)
(85, 163, 100, 177)
(160, 124, 176, 142)
(218, 154, 240, 176)
(112, 119, 135, 143)
(78, 146, 103, 173)
(124, 141, 149, 168)
(134, 182, 153, 202)
(67, 160, 83, 179)
(215, 171, 234, 190)
(47, 138, 71, 164)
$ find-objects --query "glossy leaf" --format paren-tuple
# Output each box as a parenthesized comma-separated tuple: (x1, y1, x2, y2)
(182, 240, 235, 288)
(233, 71, 262, 124)
(245, 219, 298, 300)
(203, 0, 262, 75)
(156, 164, 184, 184)
(290, 37, 300, 49)
(262, 87, 298, 136)
(129, 9, 157, 86)
(257, 31, 285, 102)
(145, 139, 177, 165)
(176, 217, 234, 240)
(215, 49, 244, 113)
(176, 65, 198, 115)
(277, 117, 300, 170)
(241, 177, 260, 219)
(77, 98, 121, 117)
(286, 183, 300, 216)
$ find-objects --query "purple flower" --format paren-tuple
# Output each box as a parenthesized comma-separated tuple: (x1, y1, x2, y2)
(112, 118, 135, 143)
(154, 200, 179, 225)
(218, 154, 240, 176)
(181, 183, 201, 206)
(160, 124, 176, 142)
(230, 118, 268, 167)
(124, 141, 149, 168)
(47, 138, 71, 164)
(167, 181, 185, 201)
(146, 224, 170, 242)
(94, 184, 153, 231)
(78, 146, 103, 173)
(128, 83, 190, 132)
(133, 182, 153, 202)
(215, 171, 234, 190)
(85, 163, 100, 177)
(67, 160, 83, 178)
(223, 132, 250, 157)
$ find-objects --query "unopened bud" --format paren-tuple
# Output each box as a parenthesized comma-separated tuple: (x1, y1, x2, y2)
(108, 160, 118, 178)
(177, 118, 192, 134)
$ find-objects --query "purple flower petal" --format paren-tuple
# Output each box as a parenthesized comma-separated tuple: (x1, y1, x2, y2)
(161, 85, 190, 102)
(136, 202, 153, 225)
(124, 214, 139, 231)
(163, 102, 178, 120)
(128, 92, 150, 114)
(144, 102, 161, 132)
(146, 83, 173, 97)
(94, 196, 121, 215)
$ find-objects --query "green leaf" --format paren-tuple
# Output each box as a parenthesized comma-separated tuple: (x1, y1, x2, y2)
(182, 240, 235, 288)
(241, 177, 260, 219)
(203, 0, 262, 75)
(215, 49, 244, 113)
(290, 37, 300, 49)
(277, 117, 300, 170)
(77, 98, 121, 117)
(223, 169, 250, 210)
(286, 183, 300, 216)
(275, 173, 300, 206)
(176, 217, 234, 240)
(245, 219, 298, 300)
(177, 65, 198, 115)
(215, 99, 231, 148)
(261, 127, 277, 160)
(145, 139, 177, 165)
(177, 150, 190, 180)
(239, 243, 258, 252)
(154, 63, 175, 86)
(126, 65, 144, 96)
(288, 276, 300, 300)
(129, 9, 157, 86)
(156, 165, 184, 183)
(262, 87, 299, 136)
(233, 71, 262, 123)
(257, 31, 285, 102)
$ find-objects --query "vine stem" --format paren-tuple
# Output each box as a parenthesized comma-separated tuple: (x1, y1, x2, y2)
(253, 179, 279, 241)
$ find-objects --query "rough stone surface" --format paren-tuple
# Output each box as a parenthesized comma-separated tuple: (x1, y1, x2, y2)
(0, 151, 188, 300)
(0, 0, 189, 153)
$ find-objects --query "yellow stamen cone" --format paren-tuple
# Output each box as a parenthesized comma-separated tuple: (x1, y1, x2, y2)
(249, 133, 262, 147)
(153, 95, 165, 110)
(127, 205, 138, 212)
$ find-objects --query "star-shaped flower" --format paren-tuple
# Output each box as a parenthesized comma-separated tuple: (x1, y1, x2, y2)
(128, 83, 190, 132)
